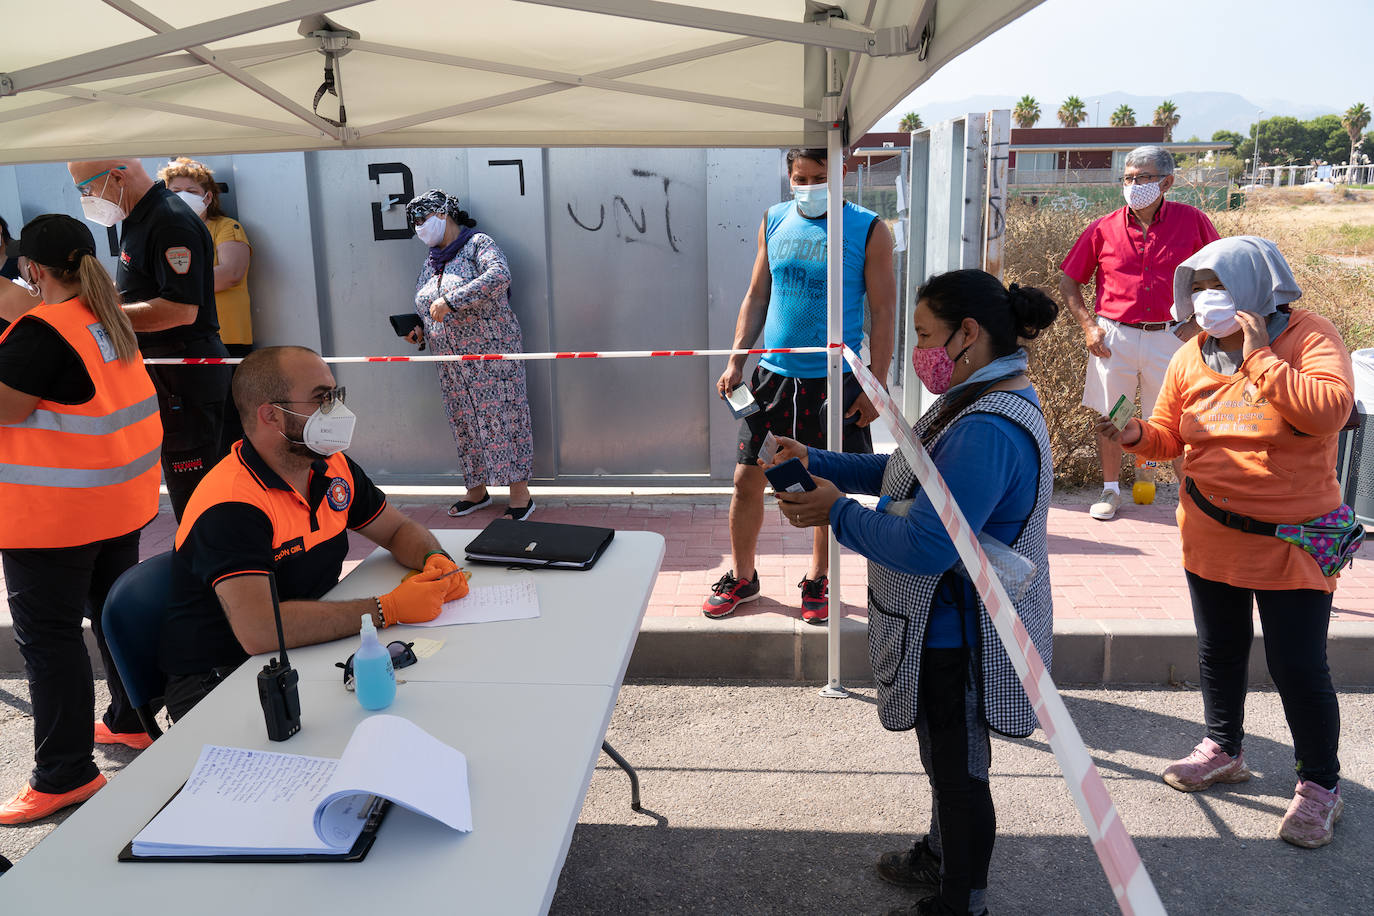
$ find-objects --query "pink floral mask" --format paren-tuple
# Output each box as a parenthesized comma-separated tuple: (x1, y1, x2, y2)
(913, 329, 969, 394)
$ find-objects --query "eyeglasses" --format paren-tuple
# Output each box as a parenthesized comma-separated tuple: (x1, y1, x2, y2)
(1121, 173, 1163, 185)
(75, 166, 127, 196)
(337, 640, 417, 690)
(274, 386, 347, 414)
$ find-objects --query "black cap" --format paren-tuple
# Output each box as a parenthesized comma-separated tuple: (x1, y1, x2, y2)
(15, 214, 96, 270)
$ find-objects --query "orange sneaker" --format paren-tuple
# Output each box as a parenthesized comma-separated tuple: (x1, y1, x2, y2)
(94, 720, 153, 750)
(0, 773, 107, 825)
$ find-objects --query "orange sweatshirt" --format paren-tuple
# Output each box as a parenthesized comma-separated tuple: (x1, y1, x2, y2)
(1134, 308, 1355, 592)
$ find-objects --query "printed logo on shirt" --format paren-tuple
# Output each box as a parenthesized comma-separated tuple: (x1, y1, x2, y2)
(164, 246, 192, 275)
(274, 536, 305, 563)
(327, 477, 352, 511)
(119, 250, 132, 266)
(169, 457, 203, 474)
(86, 322, 117, 363)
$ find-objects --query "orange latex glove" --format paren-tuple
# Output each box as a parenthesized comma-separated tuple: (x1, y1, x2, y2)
(424, 552, 470, 602)
(378, 567, 448, 625)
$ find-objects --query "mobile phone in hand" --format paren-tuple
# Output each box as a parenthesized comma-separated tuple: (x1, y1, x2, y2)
(764, 457, 816, 493)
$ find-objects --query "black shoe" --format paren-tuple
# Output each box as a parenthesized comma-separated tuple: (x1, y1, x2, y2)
(876, 837, 941, 892)
(448, 494, 492, 517)
(504, 500, 536, 521)
(885, 895, 985, 916)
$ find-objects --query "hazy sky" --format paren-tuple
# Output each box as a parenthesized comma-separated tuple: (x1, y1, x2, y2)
(876, 0, 1369, 126)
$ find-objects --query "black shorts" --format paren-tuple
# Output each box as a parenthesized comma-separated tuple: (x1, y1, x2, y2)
(736, 366, 873, 465)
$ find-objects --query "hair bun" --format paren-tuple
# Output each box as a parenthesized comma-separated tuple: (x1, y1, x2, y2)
(1006, 282, 1059, 340)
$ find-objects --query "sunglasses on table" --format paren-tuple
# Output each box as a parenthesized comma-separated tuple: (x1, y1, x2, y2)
(337, 640, 418, 690)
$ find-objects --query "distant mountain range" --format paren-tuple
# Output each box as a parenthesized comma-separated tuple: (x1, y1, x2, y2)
(875, 91, 1344, 142)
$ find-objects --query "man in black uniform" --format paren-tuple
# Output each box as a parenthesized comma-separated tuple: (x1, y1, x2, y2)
(68, 158, 232, 519)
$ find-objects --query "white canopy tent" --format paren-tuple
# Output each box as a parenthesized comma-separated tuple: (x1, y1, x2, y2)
(0, 1, 1039, 160)
(1, 0, 1043, 695)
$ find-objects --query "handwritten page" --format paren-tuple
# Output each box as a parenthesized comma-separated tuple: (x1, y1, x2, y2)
(414, 576, 541, 627)
(132, 747, 357, 856)
(131, 716, 471, 857)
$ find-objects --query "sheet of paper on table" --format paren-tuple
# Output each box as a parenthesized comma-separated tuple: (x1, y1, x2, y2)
(413, 575, 541, 627)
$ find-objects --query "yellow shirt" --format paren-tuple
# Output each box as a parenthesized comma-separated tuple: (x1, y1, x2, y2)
(208, 215, 252, 346)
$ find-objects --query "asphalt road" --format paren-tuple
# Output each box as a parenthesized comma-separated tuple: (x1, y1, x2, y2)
(1, 678, 1370, 914)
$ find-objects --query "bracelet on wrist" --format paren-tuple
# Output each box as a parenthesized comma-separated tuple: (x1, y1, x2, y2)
(374, 596, 387, 628)
(423, 549, 452, 564)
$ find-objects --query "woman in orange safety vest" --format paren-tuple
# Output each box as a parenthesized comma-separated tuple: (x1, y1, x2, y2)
(0, 214, 162, 825)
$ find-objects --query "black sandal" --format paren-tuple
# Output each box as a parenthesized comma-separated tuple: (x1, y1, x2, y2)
(447, 494, 492, 517)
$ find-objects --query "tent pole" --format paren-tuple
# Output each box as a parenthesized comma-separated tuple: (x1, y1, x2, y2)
(820, 50, 847, 700)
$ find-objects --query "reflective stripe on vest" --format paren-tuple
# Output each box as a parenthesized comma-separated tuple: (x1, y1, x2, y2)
(3, 394, 159, 436)
(0, 297, 161, 548)
(0, 443, 161, 488)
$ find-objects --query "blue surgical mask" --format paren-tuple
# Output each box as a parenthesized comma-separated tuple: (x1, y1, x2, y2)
(792, 184, 829, 218)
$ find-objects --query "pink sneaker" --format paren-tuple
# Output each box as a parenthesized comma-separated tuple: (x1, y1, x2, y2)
(1279, 780, 1342, 848)
(1162, 737, 1252, 792)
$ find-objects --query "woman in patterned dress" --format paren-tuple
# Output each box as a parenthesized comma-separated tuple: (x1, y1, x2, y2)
(403, 189, 534, 519)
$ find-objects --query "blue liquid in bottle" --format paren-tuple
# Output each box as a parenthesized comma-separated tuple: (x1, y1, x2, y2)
(353, 615, 396, 710)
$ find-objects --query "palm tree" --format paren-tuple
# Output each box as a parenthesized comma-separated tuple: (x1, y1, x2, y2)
(1057, 95, 1087, 128)
(1153, 100, 1180, 142)
(898, 111, 923, 133)
(1343, 103, 1371, 164)
(1012, 95, 1041, 129)
(1110, 104, 1137, 128)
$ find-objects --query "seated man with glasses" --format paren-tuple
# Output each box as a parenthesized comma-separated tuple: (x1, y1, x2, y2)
(159, 346, 467, 720)
(1058, 145, 1221, 521)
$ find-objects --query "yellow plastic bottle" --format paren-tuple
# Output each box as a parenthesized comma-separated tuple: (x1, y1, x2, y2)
(1133, 458, 1161, 505)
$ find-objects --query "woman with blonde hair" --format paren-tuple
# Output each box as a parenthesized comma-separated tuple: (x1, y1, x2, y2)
(0, 215, 163, 824)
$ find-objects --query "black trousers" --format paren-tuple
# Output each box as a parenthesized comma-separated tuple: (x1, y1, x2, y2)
(1185, 570, 1341, 788)
(145, 341, 232, 520)
(3, 530, 144, 793)
(916, 646, 995, 913)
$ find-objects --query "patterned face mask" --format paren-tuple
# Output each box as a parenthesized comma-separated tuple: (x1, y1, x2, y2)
(1123, 180, 1161, 211)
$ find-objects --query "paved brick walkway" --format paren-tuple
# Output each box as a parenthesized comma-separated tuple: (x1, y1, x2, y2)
(120, 488, 1374, 627)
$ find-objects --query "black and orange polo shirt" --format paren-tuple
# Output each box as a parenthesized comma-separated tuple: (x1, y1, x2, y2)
(159, 438, 386, 676)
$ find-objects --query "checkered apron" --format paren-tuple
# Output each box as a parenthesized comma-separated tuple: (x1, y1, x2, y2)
(867, 390, 1054, 737)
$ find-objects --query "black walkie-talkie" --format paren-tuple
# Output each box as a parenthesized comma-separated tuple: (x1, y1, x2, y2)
(257, 572, 301, 741)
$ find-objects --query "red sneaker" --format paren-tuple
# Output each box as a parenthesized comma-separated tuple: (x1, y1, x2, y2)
(0, 773, 107, 825)
(702, 571, 760, 619)
(799, 575, 828, 625)
(95, 720, 153, 750)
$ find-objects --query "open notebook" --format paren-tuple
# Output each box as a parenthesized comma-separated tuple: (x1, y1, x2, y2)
(124, 715, 471, 861)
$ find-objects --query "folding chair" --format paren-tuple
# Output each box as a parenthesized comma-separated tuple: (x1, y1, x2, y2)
(100, 551, 176, 741)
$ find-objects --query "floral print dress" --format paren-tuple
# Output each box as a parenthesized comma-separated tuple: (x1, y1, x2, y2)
(413, 233, 533, 485)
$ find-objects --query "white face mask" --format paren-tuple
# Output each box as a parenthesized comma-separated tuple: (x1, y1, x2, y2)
(80, 175, 127, 227)
(174, 190, 208, 217)
(279, 402, 357, 456)
(1191, 289, 1241, 338)
(415, 214, 446, 247)
(1123, 180, 1162, 211)
(791, 184, 829, 218)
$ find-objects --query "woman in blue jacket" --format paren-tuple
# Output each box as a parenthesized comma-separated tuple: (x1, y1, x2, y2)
(771, 269, 1058, 916)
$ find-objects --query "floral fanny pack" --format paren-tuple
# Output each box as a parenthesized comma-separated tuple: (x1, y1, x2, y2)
(1186, 478, 1365, 577)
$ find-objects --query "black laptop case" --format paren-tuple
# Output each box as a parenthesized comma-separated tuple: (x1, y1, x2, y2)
(463, 518, 615, 570)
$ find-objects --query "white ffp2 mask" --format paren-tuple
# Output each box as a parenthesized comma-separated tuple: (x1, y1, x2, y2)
(1191, 289, 1240, 338)
(415, 215, 446, 247)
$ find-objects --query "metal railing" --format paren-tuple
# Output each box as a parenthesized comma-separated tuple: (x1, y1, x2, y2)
(1010, 165, 1229, 187)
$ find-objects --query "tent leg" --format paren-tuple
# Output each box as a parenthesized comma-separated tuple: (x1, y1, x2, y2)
(820, 75, 847, 700)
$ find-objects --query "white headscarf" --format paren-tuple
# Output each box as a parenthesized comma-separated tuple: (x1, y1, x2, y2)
(1171, 236, 1302, 322)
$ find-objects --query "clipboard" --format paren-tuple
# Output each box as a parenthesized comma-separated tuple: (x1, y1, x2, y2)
(118, 786, 391, 864)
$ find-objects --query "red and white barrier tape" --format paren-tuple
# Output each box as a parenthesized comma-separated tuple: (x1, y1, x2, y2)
(842, 346, 1166, 916)
(142, 344, 837, 365)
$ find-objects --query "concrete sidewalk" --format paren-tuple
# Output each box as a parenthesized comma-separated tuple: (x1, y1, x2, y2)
(2, 486, 1372, 684)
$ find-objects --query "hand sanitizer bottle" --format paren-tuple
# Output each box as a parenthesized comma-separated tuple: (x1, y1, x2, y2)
(353, 615, 396, 711)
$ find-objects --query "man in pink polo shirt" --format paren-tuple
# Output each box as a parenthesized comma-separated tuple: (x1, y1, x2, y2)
(1059, 146, 1219, 520)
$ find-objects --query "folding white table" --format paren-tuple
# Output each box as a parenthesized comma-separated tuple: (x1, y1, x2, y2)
(0, 530, 664, 916)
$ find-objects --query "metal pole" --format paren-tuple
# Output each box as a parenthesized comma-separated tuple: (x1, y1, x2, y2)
(821, 49, 847, 699)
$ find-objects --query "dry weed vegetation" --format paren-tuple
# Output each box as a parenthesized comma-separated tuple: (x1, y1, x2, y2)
(1002, 193, 1374, 488)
